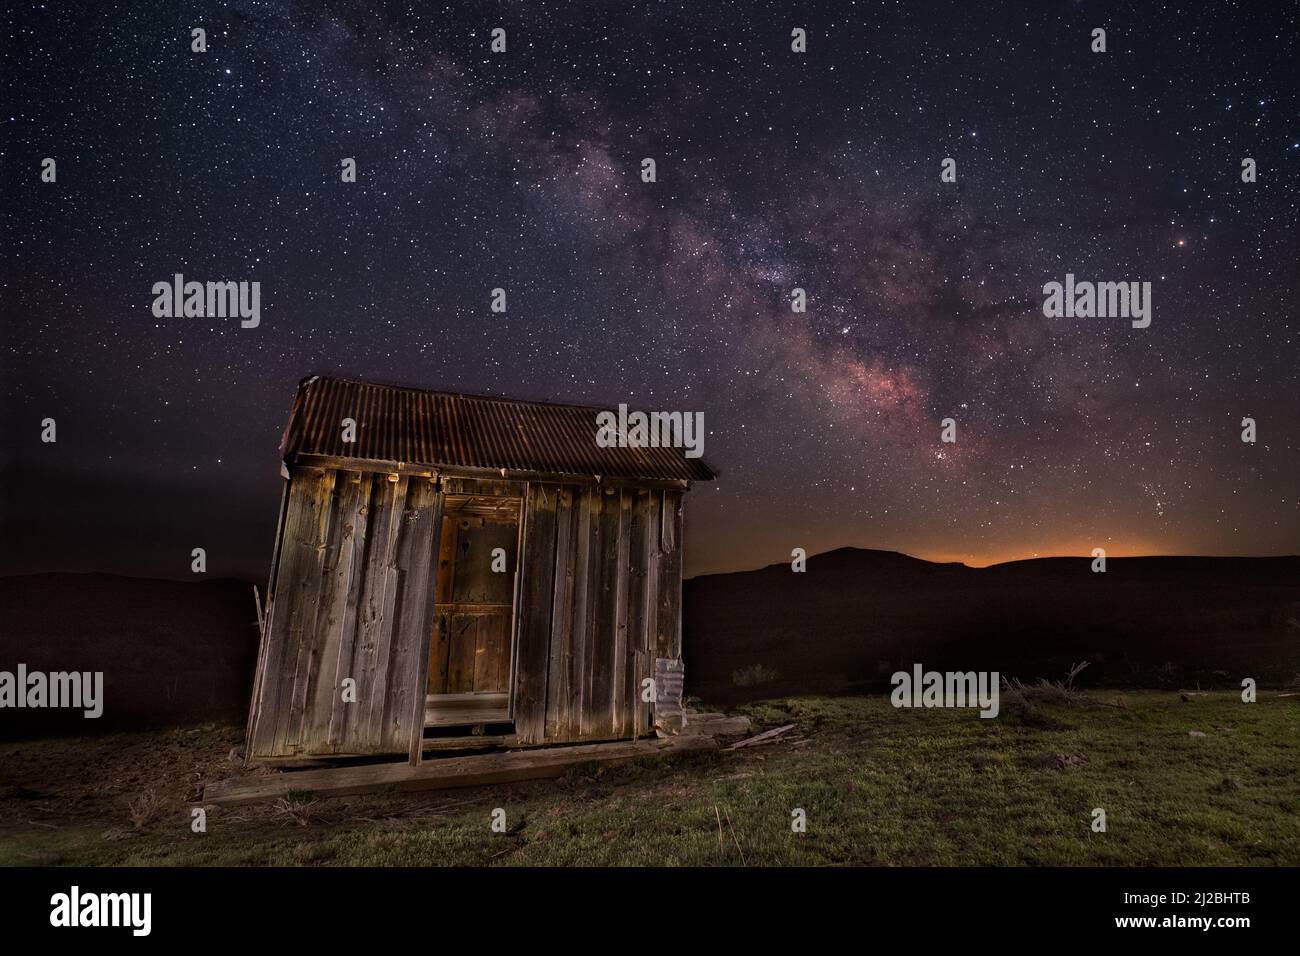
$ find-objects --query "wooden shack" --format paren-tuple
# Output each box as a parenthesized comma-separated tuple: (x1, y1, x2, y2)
(244, 375, 714, 767)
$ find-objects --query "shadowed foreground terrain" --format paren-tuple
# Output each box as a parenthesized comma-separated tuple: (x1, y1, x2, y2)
(2, 691, 1297, 866)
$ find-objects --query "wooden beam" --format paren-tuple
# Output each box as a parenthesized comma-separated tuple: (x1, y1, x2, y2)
(676, 714, 752, 737)
(204, 735, 717, 806)
(290, 454, 691, 490)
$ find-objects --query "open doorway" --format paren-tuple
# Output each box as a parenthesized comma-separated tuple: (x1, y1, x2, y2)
(425, 492, 521, 730)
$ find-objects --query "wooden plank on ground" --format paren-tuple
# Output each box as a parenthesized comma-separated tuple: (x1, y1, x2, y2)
(677, 714, 752, 737)
(205, 735, 718, 806)
(726, 724, 796, 750)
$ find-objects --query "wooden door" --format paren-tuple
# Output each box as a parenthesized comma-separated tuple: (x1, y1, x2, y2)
(428, 512, 519, 696)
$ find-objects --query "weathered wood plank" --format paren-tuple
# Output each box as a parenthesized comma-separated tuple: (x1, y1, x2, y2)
(726, 724, 796, 750)
(642, 487, 661, 736)
(446, 615, 477, 693)
(247, 478, 312, 756)
(474, 612, 509, 692)
(435, 514, 456, 604)
(284, 470, 341, 751)
(325, 475, 372, 750)
(677, 713, 752, 737)
(422, 733, 519, 754)
(623, 489, 650, 739)
(566, 486, 594, 741)
(423, 690, 510, 726)
(260, 469, 334, 756)
(429, 610, 451, 694)
(440, 477, 529, 499)
(393, 476, 443, 763)
(338, 476, 400, 753)
(304, 472, 364, 750)
(610, 489, 632, 738)
(513, 483, 558, 744)
(656, 490, 684, 660)
(588, 487, 621, 737)
(244, 479, 290, 757)
(582, 489, 611, 738)
(361, 476, 409, 748)
(545, 487, 577, 740)
(205, 735, 719, 806)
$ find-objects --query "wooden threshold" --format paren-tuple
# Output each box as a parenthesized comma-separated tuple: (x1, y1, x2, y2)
(205, 735, 718, 806)
(422, 734, 519, 754)
(424, 691, 510, 727)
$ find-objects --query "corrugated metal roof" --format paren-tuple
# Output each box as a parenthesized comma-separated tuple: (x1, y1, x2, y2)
(279, 376, 715, 482)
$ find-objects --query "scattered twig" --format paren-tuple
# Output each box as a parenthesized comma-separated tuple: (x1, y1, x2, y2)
(722, 805, 747, 865)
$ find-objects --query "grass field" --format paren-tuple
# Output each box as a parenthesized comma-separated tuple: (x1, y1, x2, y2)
(2, 690, 1297, 866)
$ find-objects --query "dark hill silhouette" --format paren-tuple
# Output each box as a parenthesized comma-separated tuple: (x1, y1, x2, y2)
(684, 549, 1300, 704)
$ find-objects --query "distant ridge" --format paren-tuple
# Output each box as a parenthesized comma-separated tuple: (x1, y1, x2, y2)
(684, 548, 1300, 704)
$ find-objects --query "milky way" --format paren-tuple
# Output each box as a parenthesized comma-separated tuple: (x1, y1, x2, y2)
(3, 1, 1298, 579)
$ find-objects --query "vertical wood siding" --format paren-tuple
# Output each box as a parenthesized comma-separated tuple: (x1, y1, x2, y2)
(248, 467, 442, 758)
(530, 485, 684, 745)
(249, 470, 685, 757)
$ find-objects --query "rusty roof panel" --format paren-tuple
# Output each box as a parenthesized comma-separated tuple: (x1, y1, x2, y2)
(280, 376, 715, 482)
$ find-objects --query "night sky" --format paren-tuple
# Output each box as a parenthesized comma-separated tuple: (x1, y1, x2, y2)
(2, 1, 1298, 581)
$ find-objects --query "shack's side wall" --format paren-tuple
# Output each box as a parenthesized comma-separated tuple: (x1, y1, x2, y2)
(514, 483, 685, 745)
(247, 467, 441, 759)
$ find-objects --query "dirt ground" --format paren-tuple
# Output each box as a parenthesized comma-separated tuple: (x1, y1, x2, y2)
(0, 724, 251, 838)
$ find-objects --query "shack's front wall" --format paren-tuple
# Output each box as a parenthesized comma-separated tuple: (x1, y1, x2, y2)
(247, 469, 685, 760)
(247, 467, 441, 759)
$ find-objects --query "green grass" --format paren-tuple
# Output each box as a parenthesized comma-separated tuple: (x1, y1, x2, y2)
(2, 690, 1297, 866)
